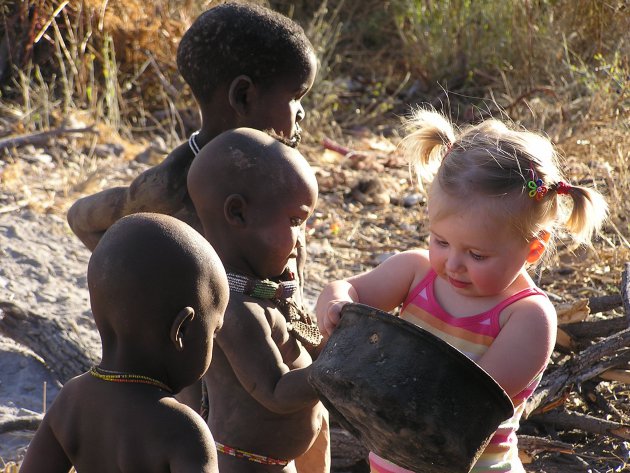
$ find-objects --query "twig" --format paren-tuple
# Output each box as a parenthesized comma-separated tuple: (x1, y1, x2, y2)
(621, 262, 630, 322)
(0, 126, 97, 151)
(529, 409, 630, 441)
(518, 435, 574, 454)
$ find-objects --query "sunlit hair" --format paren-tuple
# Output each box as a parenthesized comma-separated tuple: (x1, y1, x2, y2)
(400, 108, 608, 248)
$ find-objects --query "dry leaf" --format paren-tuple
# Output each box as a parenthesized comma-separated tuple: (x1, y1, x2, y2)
(555, 299, 590, 324)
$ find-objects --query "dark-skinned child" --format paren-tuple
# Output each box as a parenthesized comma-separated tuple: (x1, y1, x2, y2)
(66, 0, 318, 414)
(66, 1, 317, 304)
(20, 213, 229, 473)
(187, 127, 329, 473)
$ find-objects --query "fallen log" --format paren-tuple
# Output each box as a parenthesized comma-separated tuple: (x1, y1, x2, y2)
(0, 301, 97, 384)
(0, 414, 43, 434)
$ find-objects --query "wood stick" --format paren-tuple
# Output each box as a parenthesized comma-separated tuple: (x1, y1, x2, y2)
(0, 301, 98, 384)
(524, 328, 630, 417)
(561, 314, 629, 342)
(588, 294, 622, 314)
(0, 126, 97, 151)
(622, 262, 630, 321)
(529, 409, 630, 441)
(518, 435, 574, 454)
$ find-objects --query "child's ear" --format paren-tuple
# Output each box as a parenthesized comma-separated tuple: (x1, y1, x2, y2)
(526, 231, 551, 263)
(170, 307, 195, 351)
(228, 75, 255, 115)
(224, 193, 247, 227)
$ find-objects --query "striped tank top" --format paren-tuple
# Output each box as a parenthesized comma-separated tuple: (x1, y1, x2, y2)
(369, 269, 547, 473)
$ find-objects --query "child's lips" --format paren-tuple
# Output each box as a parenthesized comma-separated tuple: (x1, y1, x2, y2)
(448, 276, 470, 288)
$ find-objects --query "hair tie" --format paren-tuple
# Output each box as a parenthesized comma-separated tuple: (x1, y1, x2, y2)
(556, 181, 572, 195)
(527, 167, 547, 201)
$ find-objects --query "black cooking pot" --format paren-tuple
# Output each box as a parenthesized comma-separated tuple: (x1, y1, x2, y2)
(309, 303, 514, 473)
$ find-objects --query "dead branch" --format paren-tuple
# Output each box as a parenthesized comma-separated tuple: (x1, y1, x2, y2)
(0, 301, 98, 384)
(524, 328, 630, 417)
(0, 414, 43, 434)
(0, 126, 97, 152)
(518, 435, 574, 454)
(561, 314, 629, 343)
(529, 409, 630, 441)
(588, 294, 623, 314)
(622, 262, 630, 320)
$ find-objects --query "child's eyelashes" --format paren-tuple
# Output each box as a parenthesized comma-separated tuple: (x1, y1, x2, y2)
(470, 252, 486, 261)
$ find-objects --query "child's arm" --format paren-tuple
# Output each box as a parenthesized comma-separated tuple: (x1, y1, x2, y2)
(67, 145, 192, 250)
(217, 301, 321, 415)
(316, 250, 430, 337)
(478, 296, 557, 398)
(167, 402, 219, 473)
(19, 416, 72, 473)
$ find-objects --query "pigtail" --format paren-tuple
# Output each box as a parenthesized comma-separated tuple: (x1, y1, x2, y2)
(553, 182, 608, 245)
(400, 109, 456, 186)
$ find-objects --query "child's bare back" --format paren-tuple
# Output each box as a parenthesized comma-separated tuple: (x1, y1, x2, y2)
(30, 373, 214, 472)
(20, 213, 229, 473)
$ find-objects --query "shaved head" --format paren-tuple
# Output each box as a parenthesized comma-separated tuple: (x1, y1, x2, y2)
(88, 213, 227, 346)
(187, 128, 318, 250)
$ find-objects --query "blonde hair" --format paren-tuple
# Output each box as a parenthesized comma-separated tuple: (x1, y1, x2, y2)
(401, 108, 608, 246)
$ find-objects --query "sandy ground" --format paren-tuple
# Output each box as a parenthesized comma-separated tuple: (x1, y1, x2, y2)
(0, 210, 100, 463)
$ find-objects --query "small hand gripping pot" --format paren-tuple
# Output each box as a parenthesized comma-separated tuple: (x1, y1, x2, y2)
(309, 303, 514, 473)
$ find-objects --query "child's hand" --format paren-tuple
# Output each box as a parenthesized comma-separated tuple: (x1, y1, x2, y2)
(319, 299, 348, 337)
(315, 280, 358, 338)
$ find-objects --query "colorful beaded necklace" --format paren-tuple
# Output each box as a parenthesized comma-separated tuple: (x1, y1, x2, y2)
(89, 366, 173, 394)
(215, 441, 289, 466)
(226, 270, 322, 348)
(226, 272, 298, 300)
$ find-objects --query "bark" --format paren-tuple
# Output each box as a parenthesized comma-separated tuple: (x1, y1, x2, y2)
(0, 301, 97, 384)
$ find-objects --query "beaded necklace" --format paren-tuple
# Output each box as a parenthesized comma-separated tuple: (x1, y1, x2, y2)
(226, 272, 298, 299)
(226, 270, 322, 348)
(89, 366, 173, 394)
(215, 441, 289, 466)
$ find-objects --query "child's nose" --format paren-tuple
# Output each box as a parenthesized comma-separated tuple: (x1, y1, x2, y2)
(445, 252, 464, 272)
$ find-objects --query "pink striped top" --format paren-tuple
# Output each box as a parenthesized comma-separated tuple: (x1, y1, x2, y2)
(369, 269, 547, 473)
